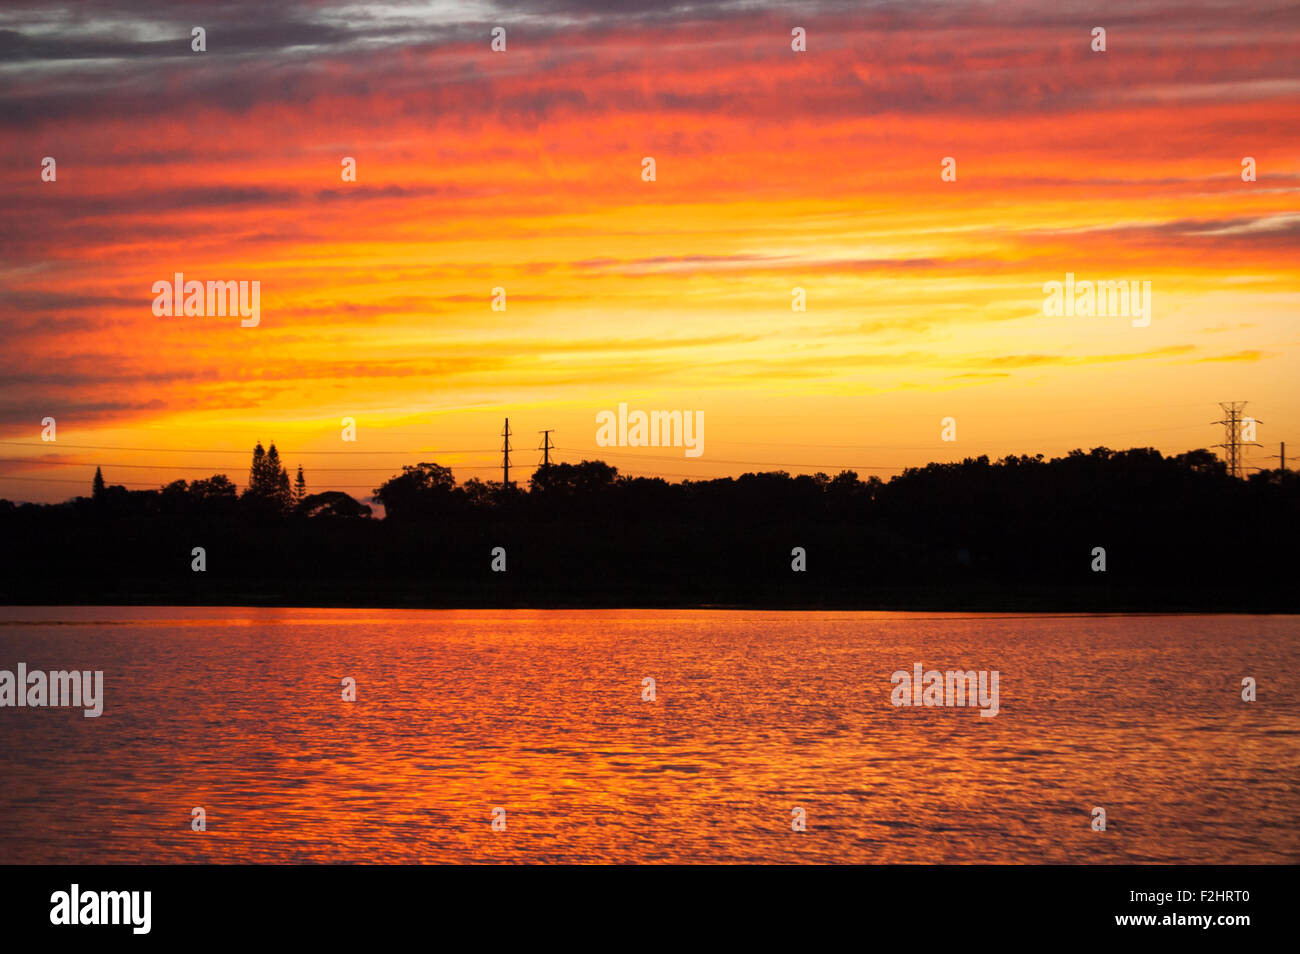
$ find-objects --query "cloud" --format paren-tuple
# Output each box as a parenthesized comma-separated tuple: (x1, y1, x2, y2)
(1192, 349, 1274, 363)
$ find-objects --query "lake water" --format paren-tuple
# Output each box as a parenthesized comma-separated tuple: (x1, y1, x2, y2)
(0, 607, 1295, 863)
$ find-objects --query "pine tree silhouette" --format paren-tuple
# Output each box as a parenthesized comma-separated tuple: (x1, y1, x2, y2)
(248, 442, 267, 494)
(244, 441, 292, 512)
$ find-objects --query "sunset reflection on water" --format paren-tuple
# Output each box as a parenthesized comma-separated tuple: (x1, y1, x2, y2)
(1, 608, 1295, 863)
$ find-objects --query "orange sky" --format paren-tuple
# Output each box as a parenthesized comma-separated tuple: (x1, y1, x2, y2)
(1, 1, 1297, 503)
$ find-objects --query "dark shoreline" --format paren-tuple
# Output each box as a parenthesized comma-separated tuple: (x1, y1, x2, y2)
(6, 449, 1296, 616)
(3, 583, 1293, 613)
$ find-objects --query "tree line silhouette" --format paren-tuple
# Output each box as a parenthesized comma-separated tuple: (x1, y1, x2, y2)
(1, 442, 1296, 610)
(81, 441, 372, 521)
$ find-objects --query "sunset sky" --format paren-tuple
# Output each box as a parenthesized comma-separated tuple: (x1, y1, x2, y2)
(1, 0, 1297, 505)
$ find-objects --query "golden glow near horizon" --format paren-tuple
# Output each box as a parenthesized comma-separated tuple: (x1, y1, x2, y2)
(1, 4, 1297, 502)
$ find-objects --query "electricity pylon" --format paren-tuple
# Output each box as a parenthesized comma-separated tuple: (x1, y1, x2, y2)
(1214, 401, 1262, 479)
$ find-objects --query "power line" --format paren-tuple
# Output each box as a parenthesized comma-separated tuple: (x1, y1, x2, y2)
(0, 419, 1224, 460)
(0, 475, 383, 491)
(556, 447, 908, 470)
(1249, 440, 1294, 472)
(706, 422, 1210, 450)
(4, 407, 1287, 499)
(0, 458, 503, 473)
(0, 440, 498, 455)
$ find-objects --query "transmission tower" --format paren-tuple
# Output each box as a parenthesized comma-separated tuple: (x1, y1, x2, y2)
(1213, 401, 1262, 479)
(538, 429, 555, 467)
(501, 418, 512, 487)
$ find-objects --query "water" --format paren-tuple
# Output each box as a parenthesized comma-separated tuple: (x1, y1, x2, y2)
(0, 607, 1295, 863)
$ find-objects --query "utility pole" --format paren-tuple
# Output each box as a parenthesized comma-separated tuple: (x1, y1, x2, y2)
(1214, 401, 1262, 479)
(537, 429, 554, 467)
(1259, 441, 1289, 472)
(501, 418, 512, 487)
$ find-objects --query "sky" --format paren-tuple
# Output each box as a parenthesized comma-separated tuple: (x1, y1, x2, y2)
(1, 0, 1297, 504)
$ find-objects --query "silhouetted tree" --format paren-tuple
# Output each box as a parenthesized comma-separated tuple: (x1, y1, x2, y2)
(293, 465, 307, 506)
(249, 442, 266, 489)
(460, 477, 499, 509)
(267, 444, 291, 509)
(244, 441, 292, 512)
(528, 460, 619, 499)
(92, 466, 105, 498)
(299, 491, 371, 519)
(372, 463, 456, 521)
(190, 475, 237, 500)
